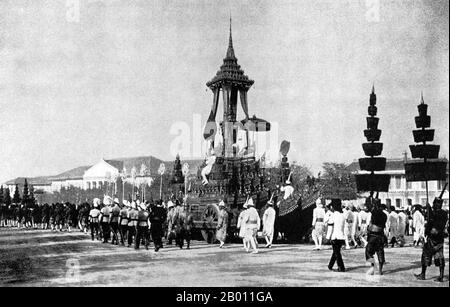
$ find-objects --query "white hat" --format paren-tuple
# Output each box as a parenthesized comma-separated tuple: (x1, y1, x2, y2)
(93, 198, 100, 208)
(247, 198, 255, 207)
(131, 201, 137, 209)
(219, 200, 226, 207)
(103, 195, 113, 206)
(139, 203, 147, 210)
(114, 198, 120, 205)
(167, 201, 175, 209)
(243, 202, 248, 209)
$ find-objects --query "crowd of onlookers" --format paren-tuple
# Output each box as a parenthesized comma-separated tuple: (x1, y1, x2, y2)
(311, 199, 450, 251)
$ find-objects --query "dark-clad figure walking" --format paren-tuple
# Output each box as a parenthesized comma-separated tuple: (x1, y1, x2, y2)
(365, 198, 387, 276)
(415, 197, 448, 282)
(328, 199, 346, 272)
(184, 204, 195, 249)
(150, 200, 166, 252)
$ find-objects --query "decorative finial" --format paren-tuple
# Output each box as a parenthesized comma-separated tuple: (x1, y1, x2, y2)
(229, 13, 233, 48)
(420, 91, 424, 104)
(372, 83, 375, 94)
(226, 14, 235, 59)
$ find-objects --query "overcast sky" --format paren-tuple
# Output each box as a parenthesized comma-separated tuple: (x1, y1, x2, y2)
(0, 0, 448, 183)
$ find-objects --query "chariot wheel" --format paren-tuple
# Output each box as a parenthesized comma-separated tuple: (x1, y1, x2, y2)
(200, 203, 219, 244)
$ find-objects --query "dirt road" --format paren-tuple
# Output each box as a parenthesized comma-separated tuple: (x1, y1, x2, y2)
(0, 228, 448, 287)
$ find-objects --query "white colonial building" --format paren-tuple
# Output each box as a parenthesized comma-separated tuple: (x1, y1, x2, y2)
(3, 155, 204, 197)
(348, 156, 449, 210)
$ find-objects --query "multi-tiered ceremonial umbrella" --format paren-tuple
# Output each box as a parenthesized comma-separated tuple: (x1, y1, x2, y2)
(355, 86, 390, 198)
(404, 94, 447, 207)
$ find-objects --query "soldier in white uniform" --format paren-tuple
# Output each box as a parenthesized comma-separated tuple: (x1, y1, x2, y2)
(412, 206, 425, 246)
(312, 198, 325, 250)
(262, 196, 276, 248)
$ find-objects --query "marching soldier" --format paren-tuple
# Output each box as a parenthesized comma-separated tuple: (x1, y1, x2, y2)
(109, 198, 121, 245)
(78, 203, 90, 234)
(49, 203, 56, 231)
(127, 202, 139, 247)
(0, 203, 6, 227)
(118, 200, 130, 246)
(99, 197, 112, 243)
(135, 203, 150, 250)
(150, 200, 166, 252)
(55, 203, 64, 232)
(174, 201, 186, 249)
(183, 202, 195, 249)
(89, 199, 101, 241)
(166, 201, 176, 245)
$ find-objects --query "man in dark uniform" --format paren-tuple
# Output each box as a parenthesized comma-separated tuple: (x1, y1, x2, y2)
(183, 203, 195, 249)
(150, 200, 166, 252)
(49, 203, 56, 230)
(135, 203, 150, 250)
(109, 198, 121, 245)
(78, 203, 89, 233)
(42, 203, 50, 230)
(65, 203, 75, 232)
(55, 203, 64, 231)
(415, 197, 448, 282)
(0, 203, 5, 227)
(365, 198, 387, 276)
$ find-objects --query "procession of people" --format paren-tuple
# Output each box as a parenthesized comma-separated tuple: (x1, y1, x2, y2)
(0, 184, 448, 283)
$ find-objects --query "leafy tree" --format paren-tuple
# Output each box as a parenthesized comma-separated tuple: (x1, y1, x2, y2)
(22, 179, 30, 205)
(320, 162, 358, 200)
(13, 184, 21, 204)
(29, 185, 36, 206)
(4, 188, 12, 206)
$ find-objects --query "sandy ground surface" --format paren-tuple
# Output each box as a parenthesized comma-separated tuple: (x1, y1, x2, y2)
(0, 227, 448, 287)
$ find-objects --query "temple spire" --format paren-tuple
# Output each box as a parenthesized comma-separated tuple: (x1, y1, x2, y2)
(226, 14, 235, 59)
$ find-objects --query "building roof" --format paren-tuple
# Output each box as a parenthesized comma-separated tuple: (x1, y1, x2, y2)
(106, 156, 164, 176)
(51, 166, 92, 181)
(206, 18, 254, 89)
(3, 176, 52, 186)
(3, 155, 205, 186)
